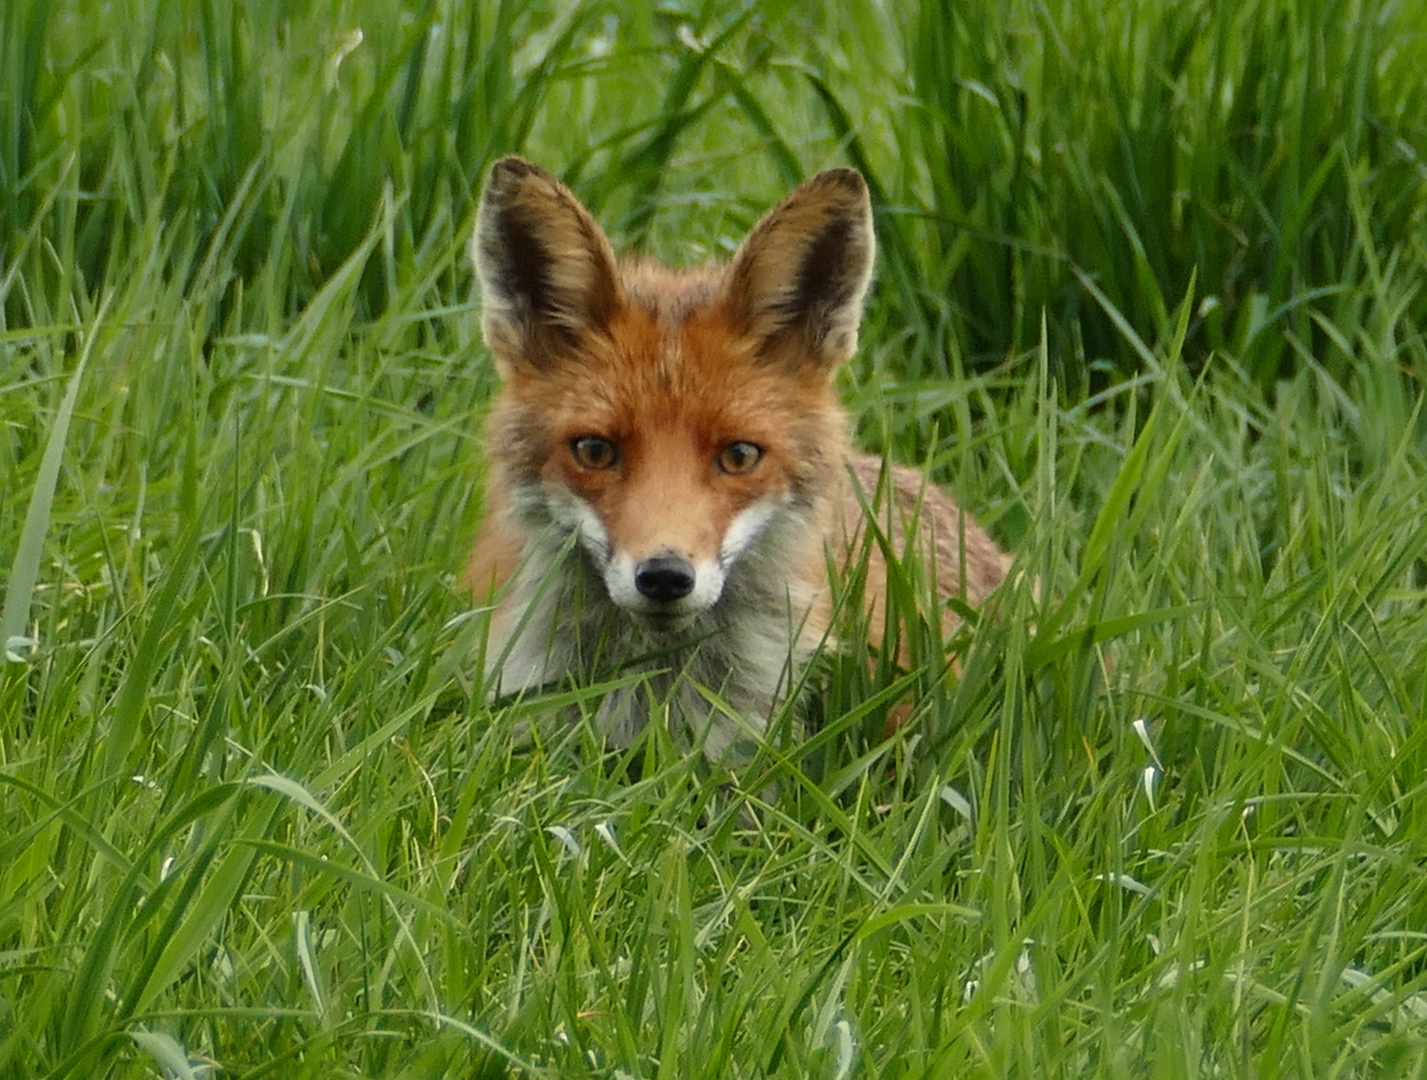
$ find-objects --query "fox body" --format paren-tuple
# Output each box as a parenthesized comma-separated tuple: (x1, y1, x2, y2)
(467, 158, 1010, 758)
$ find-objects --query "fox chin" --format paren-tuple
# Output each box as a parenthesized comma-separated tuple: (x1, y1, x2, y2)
(465, 156, 1011, 761)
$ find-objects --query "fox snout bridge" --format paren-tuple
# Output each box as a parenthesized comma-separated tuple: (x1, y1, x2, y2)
(635, 555, 697, 603)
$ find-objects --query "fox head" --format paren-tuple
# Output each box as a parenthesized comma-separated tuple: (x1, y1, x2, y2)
(472, 157, 875, 631)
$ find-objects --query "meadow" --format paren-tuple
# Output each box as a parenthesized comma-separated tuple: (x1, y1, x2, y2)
(3, 0, 1427, 1076)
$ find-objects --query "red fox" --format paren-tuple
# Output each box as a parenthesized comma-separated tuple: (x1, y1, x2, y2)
(466, 157, 1011, 759)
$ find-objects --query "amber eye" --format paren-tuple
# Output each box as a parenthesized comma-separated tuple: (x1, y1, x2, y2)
(571, 435, 619, 470)
(717, 441, 763, 475)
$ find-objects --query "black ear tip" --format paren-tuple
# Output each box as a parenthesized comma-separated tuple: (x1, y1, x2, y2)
(490, 156, 535, 178)
(485, 157, 556, 197)
(806, 168, 870, 208)
(814, 167, 867, 190)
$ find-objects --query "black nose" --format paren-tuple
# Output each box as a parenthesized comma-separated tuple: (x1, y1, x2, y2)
(634, 555, 696, 603)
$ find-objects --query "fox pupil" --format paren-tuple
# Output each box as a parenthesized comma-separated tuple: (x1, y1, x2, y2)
(571, 435, 618, 470)
(718, 441, 762, 475)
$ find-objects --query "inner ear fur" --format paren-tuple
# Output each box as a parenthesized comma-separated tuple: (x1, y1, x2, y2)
(723, 168, 875, 370)
(471, 157, 621, 367)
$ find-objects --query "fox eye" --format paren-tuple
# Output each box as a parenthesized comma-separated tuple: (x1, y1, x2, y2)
(571, 435, 619, 470)
(717, 441, 763, 475)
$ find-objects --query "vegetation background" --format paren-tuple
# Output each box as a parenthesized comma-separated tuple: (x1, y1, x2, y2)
(3, 0, 1426, 1076)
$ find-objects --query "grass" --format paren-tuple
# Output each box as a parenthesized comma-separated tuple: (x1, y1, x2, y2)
(2, 0, 1426, 1076)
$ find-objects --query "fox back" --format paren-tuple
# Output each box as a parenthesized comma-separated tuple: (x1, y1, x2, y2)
(466, 158, 1010, 759)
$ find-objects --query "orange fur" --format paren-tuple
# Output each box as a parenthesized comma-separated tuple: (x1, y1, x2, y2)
(466, 158, 1011, 758)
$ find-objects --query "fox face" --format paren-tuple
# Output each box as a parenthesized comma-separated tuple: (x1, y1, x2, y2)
(469, 158, 874, 640)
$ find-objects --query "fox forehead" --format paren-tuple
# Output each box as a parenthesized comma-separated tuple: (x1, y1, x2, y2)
(504, 298, 836, 446)
(620, 256, 728, 324)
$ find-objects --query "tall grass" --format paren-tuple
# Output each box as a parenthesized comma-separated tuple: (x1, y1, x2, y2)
(3, 0, 1426, 1076)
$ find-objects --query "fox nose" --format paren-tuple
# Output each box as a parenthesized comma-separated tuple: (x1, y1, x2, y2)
(634, 555, 696, 603)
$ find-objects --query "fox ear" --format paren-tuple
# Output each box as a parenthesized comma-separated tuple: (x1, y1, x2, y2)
(724, 168, 875, 370)
(472, 157, 621, 368)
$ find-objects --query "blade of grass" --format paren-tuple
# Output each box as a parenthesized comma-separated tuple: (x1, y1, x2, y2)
(2, 292, 110, 661)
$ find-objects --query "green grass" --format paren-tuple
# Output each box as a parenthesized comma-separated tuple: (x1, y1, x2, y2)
(3, 0, 1427, 1076)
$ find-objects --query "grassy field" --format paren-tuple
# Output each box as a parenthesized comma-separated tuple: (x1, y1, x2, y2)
(3, 0, 1427, 1076)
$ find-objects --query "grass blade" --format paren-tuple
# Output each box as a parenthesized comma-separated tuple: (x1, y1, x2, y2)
(2, 293, 109, 660)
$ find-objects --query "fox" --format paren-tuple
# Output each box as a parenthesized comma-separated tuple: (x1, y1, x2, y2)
(465, 157, 1012, 760)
